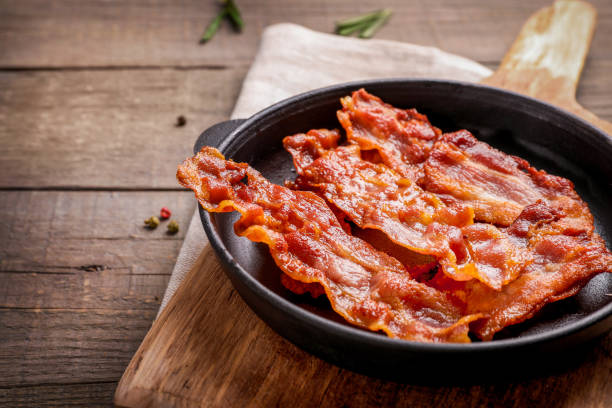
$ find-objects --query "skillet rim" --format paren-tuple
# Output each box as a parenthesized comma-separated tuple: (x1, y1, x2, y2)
(198, 78, 612, 353)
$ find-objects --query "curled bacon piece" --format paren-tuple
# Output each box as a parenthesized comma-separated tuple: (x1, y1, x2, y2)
(351, 227, 437, 281)
(177, 147, 481, 342)
(423, 130, 581, 226)
(284, 129, 526, 290)
(434, 199, 612, 340)
(336, 89, 611, 339)
(178, 90, 611, 342)
(280, 273, 326, 298)
(337, 88, 441, 181)
(338, 90, 584, 228)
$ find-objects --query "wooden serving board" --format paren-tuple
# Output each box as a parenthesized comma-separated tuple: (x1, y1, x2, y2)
(115, 1, 611, 407)
(482, 0, 611, 135)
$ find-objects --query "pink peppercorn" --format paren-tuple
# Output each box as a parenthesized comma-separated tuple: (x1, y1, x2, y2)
(160, 207, 171, 219)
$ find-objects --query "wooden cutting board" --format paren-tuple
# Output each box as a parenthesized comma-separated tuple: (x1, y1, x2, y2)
(115, 1, 611, 407)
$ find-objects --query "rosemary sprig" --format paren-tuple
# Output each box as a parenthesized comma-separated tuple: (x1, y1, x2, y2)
(224, 0, 244, 31)
(199, 0, 244, 44)
(200, 10, 227, 44)
(336, 9, 384, 30)
(335, 9, 392, 39)
(358, 9, 392, 38)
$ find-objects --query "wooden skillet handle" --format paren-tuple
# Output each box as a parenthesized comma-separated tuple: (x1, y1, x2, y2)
(481, 0, 612, 136)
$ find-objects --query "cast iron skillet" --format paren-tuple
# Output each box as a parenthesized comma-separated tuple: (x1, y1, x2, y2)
(193, 79, 612, 383)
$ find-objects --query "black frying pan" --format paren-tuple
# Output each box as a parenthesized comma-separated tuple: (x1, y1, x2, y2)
(193, 79, 612, 382)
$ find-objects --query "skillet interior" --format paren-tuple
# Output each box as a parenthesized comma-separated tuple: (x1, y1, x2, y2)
(198, 80, 612, 380)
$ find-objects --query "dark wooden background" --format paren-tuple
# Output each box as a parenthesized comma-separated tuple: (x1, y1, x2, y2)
(0, 1, 610, 406)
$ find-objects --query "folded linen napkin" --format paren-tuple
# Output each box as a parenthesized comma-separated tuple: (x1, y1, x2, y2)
(160, 23, 492, 313)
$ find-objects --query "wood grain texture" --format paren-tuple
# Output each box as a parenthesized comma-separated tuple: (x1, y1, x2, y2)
(0, 382, 117, 408)
(0, 191, 192, 399)
(0, 68, 245, 188)
(0, 191, 195, 274)
(0, 61, 611, 189)
(114, 1, 612, 407)
(482, 0, 612, 135)
(0, 0, 611, 68)
(0, 308, 158, 387)
(114, 246, 612, 408)
(0, 0, 610, 406)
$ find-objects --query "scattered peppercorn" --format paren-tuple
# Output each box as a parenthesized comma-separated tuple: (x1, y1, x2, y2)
(175, 115, 187, 127)
(144, 216, 160, 229)
(160, 207, 172, 219)
(167, 220, 179, 234)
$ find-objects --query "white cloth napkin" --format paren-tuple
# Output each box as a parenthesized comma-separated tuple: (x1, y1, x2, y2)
(160, 23, 492, 313)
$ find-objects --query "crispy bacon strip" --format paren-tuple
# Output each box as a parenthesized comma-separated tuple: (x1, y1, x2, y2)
(284, 129, 526, 290)
(177, 146, 481, 342)
(331, 89, 611, 330)
(433, 199, 612, 340)
(337, 88, 441, 181)
(338, 90, 584, 227)
(352, 227, 437, 281)
(422, 130, 581, 226)
(280, 273, 326, 298)
(336, 90, 610, 333)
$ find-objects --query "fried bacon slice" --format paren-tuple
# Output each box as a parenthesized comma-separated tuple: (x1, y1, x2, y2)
(338, 89, 584, 228)
(351, 227, 437, 281)
(280, 273, 326, 298)
(334, 89, 611, 338)
(433, 199, 612, 340)
(337, 88, 441, 181)
(179, 91, 611, 342)
(422, 130, 581, 226)
(177, 146, 481, 342)
(284, 129, 527, 290)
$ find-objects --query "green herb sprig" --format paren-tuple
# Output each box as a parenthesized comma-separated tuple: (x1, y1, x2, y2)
(200, 0, 244, 44)
(335, 9, 392, 39)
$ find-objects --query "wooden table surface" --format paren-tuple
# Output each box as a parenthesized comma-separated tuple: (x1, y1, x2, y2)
(0, 1, 610, 406)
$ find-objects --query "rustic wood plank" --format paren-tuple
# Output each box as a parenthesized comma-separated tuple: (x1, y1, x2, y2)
(576, 58, 612, 115)
(0, 271, 168, 310)
(0, 382, 116, 407)
(0, 190, 192, 309)
(0, 191, 194, 388)
(0, 190, 195, 274)
(115, 4, 612, 406)
(0, 308, 158, 387)
(0, 59, 611, 190)
(316, 341, 612, 408)
(0, 67, 246, 188)
(482, 0, 612, 135)
(0, 0, 610, 68)
(0, 1, 610, 406)
(114, 245, 612, 408)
